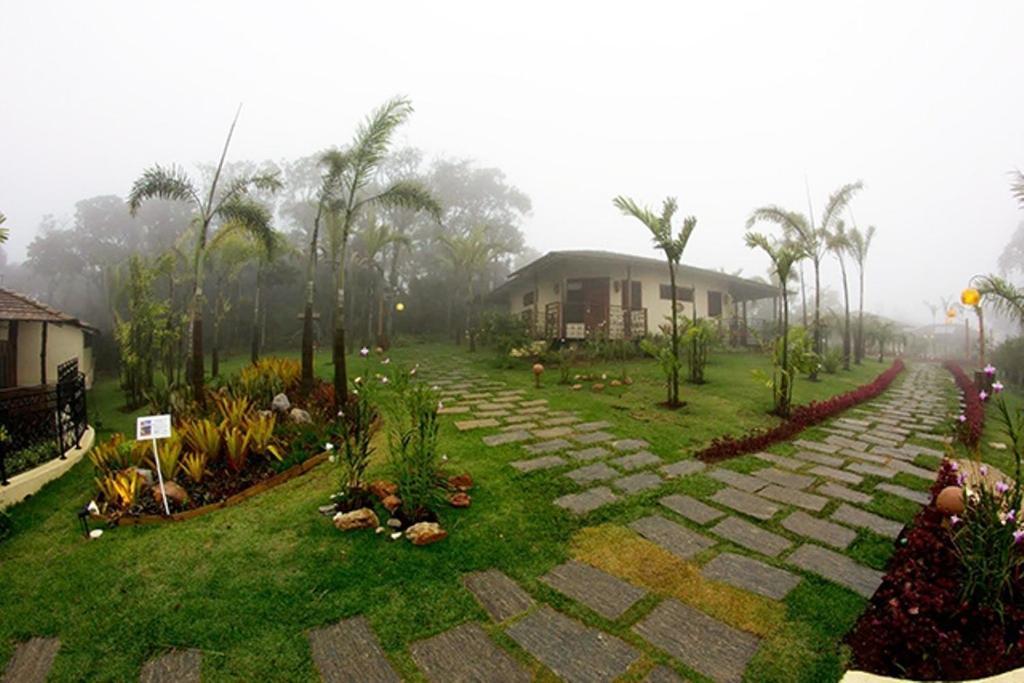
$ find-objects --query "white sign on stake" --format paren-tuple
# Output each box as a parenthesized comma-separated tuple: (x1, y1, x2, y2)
(136, 414, 173, 516)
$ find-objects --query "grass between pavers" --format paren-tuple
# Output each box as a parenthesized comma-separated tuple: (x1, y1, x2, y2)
(0, 342, 906, 681)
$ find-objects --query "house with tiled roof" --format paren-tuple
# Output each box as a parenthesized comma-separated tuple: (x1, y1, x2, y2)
(0, 288, 97, 389)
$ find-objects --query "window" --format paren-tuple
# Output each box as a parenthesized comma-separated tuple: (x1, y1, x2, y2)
(660, 284, 694, 302)
(522, 291, 535, 307)
(621, 281, 642, 309)
(707, 291, 723, 317)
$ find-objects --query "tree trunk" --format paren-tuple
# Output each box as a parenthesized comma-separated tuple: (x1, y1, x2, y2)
(467, 280, 476, 352)
(301, 205, 322, 395)
(779, 287, 790, 417)
(212, 312, 220, 379)
(251, 265, 262, 365)
(668, 260, 679, 407)
(332, 220, 350, 408)
(855, 268, 865, 364)
(839, 256, 851, 371)
(191, 309, 204, 404)
(799, 263, 808, 328)
(809, 260, 821, 381)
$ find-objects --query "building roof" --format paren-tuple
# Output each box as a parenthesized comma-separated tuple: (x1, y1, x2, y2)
(0, 288, 98, 332)
(492, 250, 779, 302)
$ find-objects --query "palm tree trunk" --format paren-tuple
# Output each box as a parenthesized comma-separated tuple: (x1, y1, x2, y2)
(810, 260, 821, 381)
(799, 263, 808, 327)
(332, 213, 352, 408)
(189, 241, 207, 404)
(250, 264, 262, 365)
(467, 279, 476, 352)
(855, 267, 865, 364)
(839, 256, 851, 371)
(212, 305, 221, 378)
(779, 285, 790, 416)
(301, 205, 322, 394)
(668, 260, 679, 406)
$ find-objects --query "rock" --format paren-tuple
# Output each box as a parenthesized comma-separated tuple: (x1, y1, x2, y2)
(387, 517, 403, 529)
(151, 481, 188, 506)
(369, 480, 399, 499)
(449, 492, 471, 508)
(382, 495, 402, 513)
(610, 379, 622, 387)
(592, 383, 605, 392)
(271, 393, 291, 413)
(572, 384, 583, 391)
(448, 473, 473, 491)
(289, 408, 312, 424)
(318, 504, 338, 516)
(624, 377, 634, 385)
(135, 468, 154, 485)
(390, 532, 403, 541)
(406, 522, 448, 546)
(258, 409, 274, 419)
(333, 508, 379, 531)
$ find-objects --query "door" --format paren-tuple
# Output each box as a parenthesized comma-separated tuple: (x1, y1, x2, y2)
(566, 278, 609, 335)
(0, 321, 16, 388)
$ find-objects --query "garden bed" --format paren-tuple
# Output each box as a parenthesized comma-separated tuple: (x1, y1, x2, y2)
(845, 461, 1024, 680)
(697, 359, 905, 463)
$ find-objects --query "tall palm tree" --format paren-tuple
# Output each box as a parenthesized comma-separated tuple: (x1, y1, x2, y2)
(439, 226, 512, 352)
(128, 110, 281, 401)
(977, 275, 1024, 325)
(744, 232, 805, 416)
(827, 220, 853, 370)
(354, 216, 410, 348)
(1012, 170, 1024, 209)
(613, 196, 697, 408)
(748, 181, 863, 379)
(320, 97, 440, 406)
(0, 212, 8, 244)
(846, 224, 876, 364)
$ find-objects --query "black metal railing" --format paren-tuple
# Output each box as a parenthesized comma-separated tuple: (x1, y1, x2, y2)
(0, 358, 88, 485)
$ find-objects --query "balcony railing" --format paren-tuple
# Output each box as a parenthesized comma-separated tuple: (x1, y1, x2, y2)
(542, 302, 647, 340)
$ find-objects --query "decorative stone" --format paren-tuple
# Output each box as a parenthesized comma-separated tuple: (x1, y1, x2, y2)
(140, 649, 202, 683)
(786, 544, 883, 599)
(592, 382, 606, 391)
(290, 407, 312, 424)
(506, 607, 640, 682)
(830, 503, 903, 538)
(633, 599, 760, 683)
(660, 460, 705, 478)
(382, 495, 402, 513)
(554, 487, 619, 514)
(308, 616, 401, 683)
(709, 516, 792, 557)
(629, 515, 716, 560)
(510, 455, 566, 472)
(410, 623, 529, 683)
(448, 473, 473, 491)
(406, 522, 447, 546)
(386, 518, 402, 529)
(271, 393, 291, 413)
(448, 492, 471, 508)
(709, 488, 779, 521)
(151, 481, 188, 506)
(462, 569, 534, 621)
(936, 486, 965, 515)
(659, 493, 725, 524)
(540, 560, 647, 619)
(613, 472, 664, 494)
(369, 480, 398, 499)
(701, 552, 801, 600)
(319, 504, 339, 516)
(333, 508, 379, 531)
(781, 511, 856, 549)
(612, 450, 663, 471)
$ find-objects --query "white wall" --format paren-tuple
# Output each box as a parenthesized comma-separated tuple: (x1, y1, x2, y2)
(15, 321, 94, 387)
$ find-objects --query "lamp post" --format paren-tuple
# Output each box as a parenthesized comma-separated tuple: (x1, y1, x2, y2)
(961, 280, 985, 367)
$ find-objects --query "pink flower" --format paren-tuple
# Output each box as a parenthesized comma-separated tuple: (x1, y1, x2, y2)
(996, 481, 1009, 494)
(950, 461, 959, 472)
(1008, 509, 1017, 523)
(980, 465, 988, 476)
(950, 515, 961, 525)
(1014, 530, 1024, 545)
(993, 381, 1004, 393)
(957, 473, 967, 486)
(359, 347, 370, 357)
(979, 390, 988, 401)
(984, 364, 996, 375)
(957, 414, 967, 423)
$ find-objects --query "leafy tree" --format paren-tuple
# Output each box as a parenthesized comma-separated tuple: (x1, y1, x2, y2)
(614, 196, 696, 407)
(827, 220, 853, 370)
(318, 98, 440, 407)
(113, 256, 169, 408)
(745, 232, 805, 416)
(127, 111, 281, 402)
(846, 224, 876, 364)
(439, 225, 512, 351)
(748, 181, 862, 379)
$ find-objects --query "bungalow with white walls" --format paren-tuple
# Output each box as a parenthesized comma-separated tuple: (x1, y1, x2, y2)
(488, 250, 779, 343)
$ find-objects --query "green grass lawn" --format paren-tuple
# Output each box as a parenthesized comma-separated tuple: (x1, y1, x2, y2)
(1, 342, 897, 681)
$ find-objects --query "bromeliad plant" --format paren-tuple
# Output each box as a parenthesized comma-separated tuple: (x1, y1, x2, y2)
(388, 383, 446, 522)
(333, 385, 381, 504)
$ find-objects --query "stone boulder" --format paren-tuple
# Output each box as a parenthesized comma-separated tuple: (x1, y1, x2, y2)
(151, 481, 188, 506)
(382, 495, 402, 513)
(289, 408, 312, 424)
(271, 393, 291, 413)
(448, 473, 473, 491)
(369, 480, 398, 499)
(448, 492, 471, 508)
(333, 508, 379, 531)
(406, 521, 448, 546)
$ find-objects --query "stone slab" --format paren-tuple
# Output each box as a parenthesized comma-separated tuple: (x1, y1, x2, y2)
(753, 467, 815, 490)
(847, 462, 898, 479)
(809, 465, 864, 486)
(660, 493, 725, 524)
(629, 514, 716, 560)
(793, 439, 841, 454)
(576, 420, 613, 432)
(709, 488, 779, 521)
(140, 649, 202, 683)
(791, 450, 846, 468)
(455, 418, 501, 432)
(519, 399, 548, 408)
(438, 406, 470, 414)
(876, 483, 931, 505)
(660, 460, 706, 478)
(540, 560, 647, 620)
(633, 599, 760, 683)
(573, 430, 615, 445)
(542, 416, 581, 427)
(510, 455, 566, 473)
(612, 450, 663, 471)
(781, 511, 856, 549)
(566, 462, 619, 485)
(644, 665, 686, 683)
(483, 430, 533, 446)
(533, 426, 576, 439)
(506, 606, 640, 683)
(612, 438, 650, 451)
(701, 552, 801, 600)
(752, 452, 807, 471)
(554, 487, 619, 514)
(1, 637, 60, 683)
(787, 544, 883, 598)
(831, 503, 904, 538)
(756, 484, 829, 512)
(825, 435, 868, 451)
(613, 472, 664, 494)
(710, 516, 792, 557)
(476, 410, 511, 419)
(709, 469, 767, 493)
(569, 446, 612, 462)
(889, 460, 937, 481)
(501, 422, 536, 432)
(308, 616, 401, 683)
(505, 414, 537, 424)
(462, 569, 534, 622)
(524, 439, 571, 454)
(410, 622, 529, 683)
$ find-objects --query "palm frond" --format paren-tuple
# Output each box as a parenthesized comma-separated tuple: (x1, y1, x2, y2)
(746, 205, 809, 238)
(348, 96, 414, 192)
(216, 197, 275, 256)
(614, 195, 671, 248)
(819, 181, 863, 232)
(128, 165, 200, 216)
(358, 180, 441, 220)
(1012, 169, 1024, 209)
(977, 274, 1024, 325)
(0, 211, 7, 244)
(215, 172, 283, 212)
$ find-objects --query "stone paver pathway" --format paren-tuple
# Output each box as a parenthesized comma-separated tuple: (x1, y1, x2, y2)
(308, 617, 401, 683)
(139, 649, 202, 683)
(410, 623, 529, 683)
(1, 637, 60, 683)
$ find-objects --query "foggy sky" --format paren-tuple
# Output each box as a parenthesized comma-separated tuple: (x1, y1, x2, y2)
(2, 1, 1022, 325)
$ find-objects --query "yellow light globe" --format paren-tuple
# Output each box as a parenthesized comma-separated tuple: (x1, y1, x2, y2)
(395, 302, 405, 312)
(961, 288, 981, 307)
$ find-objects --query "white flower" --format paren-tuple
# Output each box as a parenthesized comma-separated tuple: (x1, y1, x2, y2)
(325, 443, 335, 451)
(382, 358, 391, 365)
(86, 500, 99, 515)
(328, 455, 337, 463)
(442, 455, 449, 462)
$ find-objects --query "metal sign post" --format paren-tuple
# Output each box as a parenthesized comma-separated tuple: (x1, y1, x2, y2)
(136, 414, 173, 516)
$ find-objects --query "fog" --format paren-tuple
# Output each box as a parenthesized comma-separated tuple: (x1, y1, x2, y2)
(1, 0, 1022, 326)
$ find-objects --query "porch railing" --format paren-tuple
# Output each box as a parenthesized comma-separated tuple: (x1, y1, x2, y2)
(542, 303, 647, 340)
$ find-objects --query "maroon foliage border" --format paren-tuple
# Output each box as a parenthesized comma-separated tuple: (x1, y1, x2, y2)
(943, 361, 984, 449)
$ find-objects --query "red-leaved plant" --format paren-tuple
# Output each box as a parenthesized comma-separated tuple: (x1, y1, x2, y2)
(944, 360, 985, 449)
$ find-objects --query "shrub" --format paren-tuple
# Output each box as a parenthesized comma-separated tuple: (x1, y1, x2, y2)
(822, 347, 843, 374)
(223, 427, 252, 474)
(234, 357, 301, 405)
(640, 336, 683, 406)
(388, 383, 446, 520)
(182, 419, 222, 463)
(95, 468, 144, 512)
(683, 318, 717, 384)
(333, 389, 380, 492)
(477, 312, 531, 355)
(992, 336, 1024, 387)
(181, 452, 208, 484)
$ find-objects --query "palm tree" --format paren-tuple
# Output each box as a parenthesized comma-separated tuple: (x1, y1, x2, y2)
(846, 224, 876, 364)
(319, 97, 440, 406)
(977, 275, 1024, 325)
(1012, 170, 1024, 209)
(0, 212, 8, 244)
(827, 220, 853, 370)
(354, 216, 410, 348)
(439, 226, 512, 352)
(745, 232, 805, 416)
(748, 181, 863, 379)
(128, 110, 281, 401)
(613, 196, 697, 408)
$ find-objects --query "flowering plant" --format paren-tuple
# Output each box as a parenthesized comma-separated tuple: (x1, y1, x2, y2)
(945, 361, 985, 448)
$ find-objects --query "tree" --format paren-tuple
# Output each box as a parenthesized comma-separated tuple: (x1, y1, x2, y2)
(128, 110, 281, 402)
(0, 212, 8, 244)
(439, 226, 512, 351)
(846, 224, 876, 364)
(353, 215, 410, 348)
(319, 97, 440, 407)
(827, 220, 853, 370)
(748, 181, 863, 379)
(744, 232, 805, 416)
(614, 196, 697, 407)
(1012, 170, 1024, 209)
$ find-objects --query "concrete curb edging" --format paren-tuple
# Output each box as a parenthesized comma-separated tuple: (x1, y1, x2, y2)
(0, 427, 95, 510)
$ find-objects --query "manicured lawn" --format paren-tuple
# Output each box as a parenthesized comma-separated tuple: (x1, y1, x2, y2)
(1, 342, 898, 681)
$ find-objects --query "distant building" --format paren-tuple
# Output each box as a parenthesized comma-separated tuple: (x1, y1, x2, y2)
(487, 250, 778, 343)
(0, 287, 97, 389)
